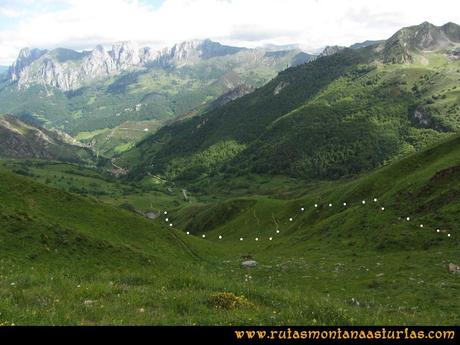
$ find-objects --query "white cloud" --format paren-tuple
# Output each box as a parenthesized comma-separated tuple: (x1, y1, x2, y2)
(0, 7, 22, 17)
(0, 0, 460, 65)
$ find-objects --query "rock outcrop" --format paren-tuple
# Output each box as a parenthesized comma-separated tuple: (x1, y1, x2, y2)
(448, 263, 460, 274)
(241, 260, 257, 268)
(0, 114, 97, 163)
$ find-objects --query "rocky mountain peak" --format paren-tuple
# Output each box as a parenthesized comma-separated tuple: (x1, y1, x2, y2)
(383, 22, 460, 63)
(93, 44, 106, 53)
(110, 41, 141, 68)
(157, 39, 244, 67)
(442, 22, 460, 41)
(411, 22, 446, 50)
(9, 47, 48, 81)
(80, 44, 116, 79)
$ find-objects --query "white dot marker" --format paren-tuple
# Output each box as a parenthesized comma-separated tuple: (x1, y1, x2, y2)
(362, 200, 366, 204)
(165, 218, 169, 222)
(202, 234, 206, 238)
(255, 237, 259, 241)
(343, 202, 347, 206)
(436, 229, 440, 233)
(269, 237, 273, 241)
(289, 218, 293, 222)
(381, 207, 385, 211)
(373, 198, 378, 202)
(186, 231, 190, 235)
(240, 237, 243, 241)
(169, 223, 173, 227)
(329, 203, 332, 207)
(420, 224, 424, 228)
(276, 230, 280, 234)
(448, 234, 451, 237)
(218, 235, 222, 239)
(314, 204, 318, 208)
(164, 211, 167, 215)
(301, 207, 305, 211)
(406, 217, 410, 221)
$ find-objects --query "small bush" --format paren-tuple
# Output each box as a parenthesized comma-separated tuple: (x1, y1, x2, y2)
(207, 292, 254, 310)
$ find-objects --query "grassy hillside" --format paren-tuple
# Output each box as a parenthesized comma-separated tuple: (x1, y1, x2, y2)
(0, 169, 191, 266)
(164, 133, 460, 324)
(2, 130, 460, 325)
(0, 168, 391, 325)
(0, 168, 216, 324)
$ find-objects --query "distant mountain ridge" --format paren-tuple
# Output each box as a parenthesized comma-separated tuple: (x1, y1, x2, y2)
(7, 39, 313, 91)
(0, 39, 316, 155)
(349, 40, 385, 49)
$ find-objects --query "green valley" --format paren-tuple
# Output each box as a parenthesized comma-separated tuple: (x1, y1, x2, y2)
(0, 18, 459, 327)
(1, 124, 460, 325)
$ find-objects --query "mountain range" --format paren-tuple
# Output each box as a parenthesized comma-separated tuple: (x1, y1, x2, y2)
(1, 22, 459, 173)
(119, 22, 460, 183)
(0, 39, 315, 155)
(7, 40, 249, 91)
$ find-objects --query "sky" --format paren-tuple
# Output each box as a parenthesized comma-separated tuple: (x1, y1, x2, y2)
(0, 0, 459, 65)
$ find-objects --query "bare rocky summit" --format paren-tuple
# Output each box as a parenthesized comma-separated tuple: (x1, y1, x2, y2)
(7, 40, 246, 91)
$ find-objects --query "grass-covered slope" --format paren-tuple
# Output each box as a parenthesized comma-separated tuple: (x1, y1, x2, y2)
(160, 134, 460, 325)
(0, 168, 217, 325)
(0, 168, 394, 325)
(0, 169, 193, 267)
(1, 134, 460, 325)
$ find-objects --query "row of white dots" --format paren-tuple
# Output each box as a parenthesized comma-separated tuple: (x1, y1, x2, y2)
(185, 233, 277, 241)
(164, 196, 454, 241)
(309, 198, 378, 210)
(189, 228, 452, 240)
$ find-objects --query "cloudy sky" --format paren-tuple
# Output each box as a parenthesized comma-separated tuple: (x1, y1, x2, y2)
(0, 0, 459, 65)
